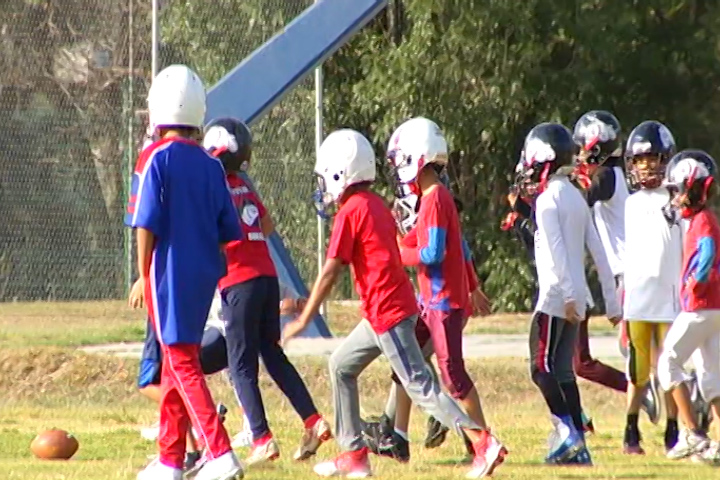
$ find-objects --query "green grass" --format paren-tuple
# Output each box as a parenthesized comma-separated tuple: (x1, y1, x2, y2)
(0, 301, 715, 479)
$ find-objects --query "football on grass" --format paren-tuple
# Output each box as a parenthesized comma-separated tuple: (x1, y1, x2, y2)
(30, 429, 79, 460)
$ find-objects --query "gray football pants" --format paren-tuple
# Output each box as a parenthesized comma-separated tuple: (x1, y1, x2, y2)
(382, 340, 440, 422)
(330, 317, 480, 451)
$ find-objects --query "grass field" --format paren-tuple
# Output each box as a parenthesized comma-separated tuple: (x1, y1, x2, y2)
(0, 301, 715, 479)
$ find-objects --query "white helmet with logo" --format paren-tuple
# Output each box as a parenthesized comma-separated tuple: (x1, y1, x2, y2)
(387, 117, 448, 194)
(314, 129, 376, 213)
(148, 64, 206, 131)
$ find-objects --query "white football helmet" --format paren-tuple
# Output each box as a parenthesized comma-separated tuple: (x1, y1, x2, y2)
(314, 129, 376, 216)
(148, 64, 206, 131)
(387, 117, 448, 195)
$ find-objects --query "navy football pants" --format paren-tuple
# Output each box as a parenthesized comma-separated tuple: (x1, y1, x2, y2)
(221, 276, 318, 439)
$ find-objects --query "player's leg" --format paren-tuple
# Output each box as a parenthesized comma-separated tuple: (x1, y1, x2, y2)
(573, 312, 628, 393)
(655, 323, 679, 451)
(222, 279, 275, 465)
(255, 276, 331, 461)
(314, 320, 381, 478)
(138, 319, 163, 441)
(426, 308, 487, 428)
(162, 345, 237, 469)
(688, 318, 720, 465)
(658, 311, 718, 460)
(376, 316, 507, 479)
(624, 321, 652, 454)
(555, 320, 593, 465)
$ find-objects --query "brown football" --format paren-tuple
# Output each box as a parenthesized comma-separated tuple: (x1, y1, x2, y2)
(30, 429, 79, 460)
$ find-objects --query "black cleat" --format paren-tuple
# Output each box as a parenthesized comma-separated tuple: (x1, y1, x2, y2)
(423, 415, 449, 449)
(362, 414, 393, 454)
(664, 420, 679, 452)
(378, 432, 410, 463)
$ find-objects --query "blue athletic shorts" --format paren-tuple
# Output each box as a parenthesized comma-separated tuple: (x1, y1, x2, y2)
(137, 320, 228, 388)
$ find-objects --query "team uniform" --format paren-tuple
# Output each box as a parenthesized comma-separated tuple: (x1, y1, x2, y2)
(657, 150, 720, 464)
(219, 170, 328, 464)
(127, 135, 241, 475)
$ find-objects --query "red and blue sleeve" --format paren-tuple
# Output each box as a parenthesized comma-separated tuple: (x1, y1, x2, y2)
(128, 151, 163, 235)
(401, 196, 447, 266)
(693, 236, 715, 283)
(217, 172, 242, 243)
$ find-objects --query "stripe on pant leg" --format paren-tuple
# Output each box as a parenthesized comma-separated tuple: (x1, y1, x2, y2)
(387, 327, 414, 379)
(535, 313, 554, 373)
(165, 346, 218, 459)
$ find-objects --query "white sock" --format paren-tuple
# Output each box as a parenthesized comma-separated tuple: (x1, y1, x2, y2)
(394, 428, 408, 441)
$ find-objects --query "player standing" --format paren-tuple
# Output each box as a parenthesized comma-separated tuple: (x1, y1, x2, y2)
(517, 122, 621, 464)
(622, 120, 681, 454)
(658, 149, 720, 465)
(202, 117, 331, 466)
(283, 128, 506, 478)
(127, 65, 243, 480)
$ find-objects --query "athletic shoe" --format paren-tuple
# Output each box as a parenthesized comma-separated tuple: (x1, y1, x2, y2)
(137, 457, 182, 480)
(560, 445, 593, 466)
(231, 430, 253, 449)
(641, 375, 661, 425)
(377, 432, 410, 463)
(667, 429, 710, 460)
(294, 417, 333, 461)
(361, 415, 391, 454)
(424, 415, 449, 449)
(691, 441, 720, 466)
(623, 426, 645, 455)
(195, 451, 243, 480)
(313, 447, 372, 478)
(545, 416, 583, 464)
(581, 412, 595, 435)
(245, 437, 280, 466)
(467, 430, 507, 478)
(184, 451, 202, 472)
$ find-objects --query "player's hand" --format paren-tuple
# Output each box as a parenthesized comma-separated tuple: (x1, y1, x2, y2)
(608, 315, 621, 327)
(564, 301, 580, 324)
(128, 277, 145, 309)
(281, 318, 307, 347)
(471, 288, 492, 317)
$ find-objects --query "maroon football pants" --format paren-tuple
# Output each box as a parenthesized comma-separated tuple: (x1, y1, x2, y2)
(573, 317, 627, 393)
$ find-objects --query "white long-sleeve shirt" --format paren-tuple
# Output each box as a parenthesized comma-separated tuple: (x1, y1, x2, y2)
(534, 176, 622, 320)
(623, 188, 683, 322)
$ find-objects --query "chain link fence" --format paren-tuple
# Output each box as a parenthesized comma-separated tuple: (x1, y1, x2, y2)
(0, 0, 320, 302)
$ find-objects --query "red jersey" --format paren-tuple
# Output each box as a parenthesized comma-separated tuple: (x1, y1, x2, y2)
(681, 209, 720, 311)
(218, 173, 277, 291)
(327, 190, 418, 333)
(401, 185, 469, 311)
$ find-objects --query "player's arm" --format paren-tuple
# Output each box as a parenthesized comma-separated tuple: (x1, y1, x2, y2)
(216, 169, 242, 247)
(535, 194, 576, 308)
(401, 197, 447, 266)
(283, 210, 352, 343)
(584, 208, 622, 321)
(130, 155, 164, 277)
(462, 237, 479, 291)
(688, 217, 716, 290)
(585, 167, 615, 207)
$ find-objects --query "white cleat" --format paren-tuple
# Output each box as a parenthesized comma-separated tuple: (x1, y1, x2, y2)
(137, 457, 182, 480)
(466, 432, 508, 479)
(667, 429, 710, 460)
(195, 451, 244, 480)
(245, 438, 280, 466)
(295, 417, 333, 461)
(691, 441, 720, 466)
(313, 449, 372, 478)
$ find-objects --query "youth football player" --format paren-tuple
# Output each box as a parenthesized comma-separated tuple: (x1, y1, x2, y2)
(203, 117, 331, 466)
(127, 65, 243, 480)
(517, 122, 621, 464)
(658, 149, 720, 465)
(283, 128, 506, 479)
(622, 120, 682, 454)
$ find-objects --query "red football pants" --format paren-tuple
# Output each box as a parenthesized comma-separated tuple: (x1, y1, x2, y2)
(158, 343, 231, 468)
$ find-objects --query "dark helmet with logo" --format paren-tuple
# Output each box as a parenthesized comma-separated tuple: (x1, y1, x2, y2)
(203, 117, 253, 172)
(625, 120, 676, 189)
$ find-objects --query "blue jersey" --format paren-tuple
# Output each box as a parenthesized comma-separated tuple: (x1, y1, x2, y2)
(126, 137, 241, 345)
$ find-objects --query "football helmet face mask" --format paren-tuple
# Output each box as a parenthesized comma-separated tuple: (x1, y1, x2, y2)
(573, 110, 622, 172)
(517, 122, 578, 196)
(626, 120, 676, 190)
(663, 149, 717, 220)
(203, 117, 253, 172)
